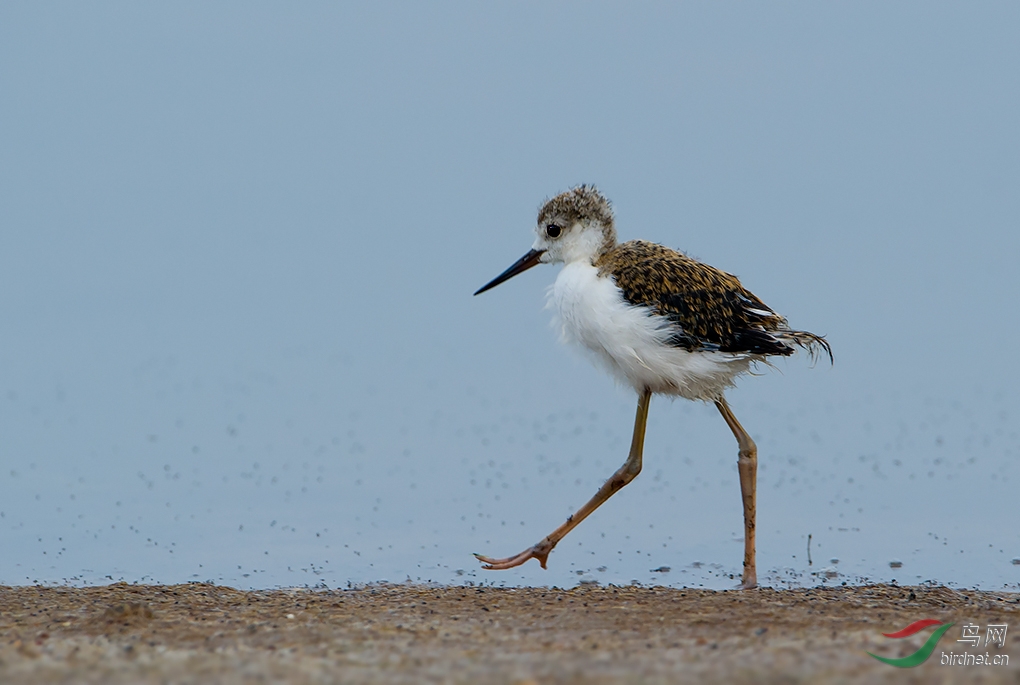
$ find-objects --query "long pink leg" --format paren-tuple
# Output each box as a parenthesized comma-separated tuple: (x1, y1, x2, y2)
(714, 397, 758, 589)
(475, 387, 652, 570)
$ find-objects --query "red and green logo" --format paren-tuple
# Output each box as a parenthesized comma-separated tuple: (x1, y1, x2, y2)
(867, 619, 955, 668)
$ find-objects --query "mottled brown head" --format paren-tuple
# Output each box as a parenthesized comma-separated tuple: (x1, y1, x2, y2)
(474, 185, 617, 295)
(538, 186, 615, 242)
(534, 185, 617, 264)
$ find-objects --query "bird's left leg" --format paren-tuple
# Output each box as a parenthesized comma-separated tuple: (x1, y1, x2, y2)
(475, 387, 652, 571)
(714, 397, 758, 590)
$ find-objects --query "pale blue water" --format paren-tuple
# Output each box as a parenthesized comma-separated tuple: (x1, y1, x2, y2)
(2, 339, 1016, 590)
(1, 3, 1018, 591)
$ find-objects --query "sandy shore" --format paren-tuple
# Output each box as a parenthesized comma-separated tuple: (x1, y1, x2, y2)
(1, 583, 1017, 684)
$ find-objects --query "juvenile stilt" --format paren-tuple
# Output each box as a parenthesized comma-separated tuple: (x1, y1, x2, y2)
(475, 388, 652, 570)
(473, 185, 830, 585)
(715, 397, 758, 589)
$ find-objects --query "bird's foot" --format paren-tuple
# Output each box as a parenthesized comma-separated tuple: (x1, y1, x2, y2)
(740, 571, 758, 590)
(474, 540, 554, 570)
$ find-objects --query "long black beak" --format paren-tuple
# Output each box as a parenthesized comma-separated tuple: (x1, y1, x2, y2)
(474, 249, 545, 296)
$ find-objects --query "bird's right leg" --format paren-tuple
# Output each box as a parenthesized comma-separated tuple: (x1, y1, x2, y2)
(714, 397, 758, 589)
(475, 387, 652, 571)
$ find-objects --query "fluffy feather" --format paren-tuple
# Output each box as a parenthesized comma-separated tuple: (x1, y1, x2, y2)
(550, 261, 753, 400)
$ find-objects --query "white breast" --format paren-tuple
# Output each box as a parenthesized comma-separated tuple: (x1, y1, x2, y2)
(548, 261, 751, 401)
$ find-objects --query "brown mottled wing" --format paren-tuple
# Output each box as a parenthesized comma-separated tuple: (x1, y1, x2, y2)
(596, 241, 795, 356)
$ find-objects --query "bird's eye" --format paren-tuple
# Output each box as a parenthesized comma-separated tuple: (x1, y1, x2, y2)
(545, 224, 562, 238)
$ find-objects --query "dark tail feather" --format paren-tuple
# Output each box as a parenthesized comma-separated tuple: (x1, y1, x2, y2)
(780, 330, 833, 366)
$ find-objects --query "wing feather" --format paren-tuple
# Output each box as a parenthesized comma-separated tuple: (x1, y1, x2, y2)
(595, 241, 805, 357)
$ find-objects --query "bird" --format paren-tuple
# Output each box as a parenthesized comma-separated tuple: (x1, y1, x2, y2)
(472, 185, 831, 589)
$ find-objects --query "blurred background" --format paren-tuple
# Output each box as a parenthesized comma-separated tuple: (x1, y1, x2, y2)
(1, 2, 1017, 590)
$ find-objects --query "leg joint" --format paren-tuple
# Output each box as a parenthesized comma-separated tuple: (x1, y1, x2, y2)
(623, 459, 642, 478)
(737, 436, 757, 461)
(608, 461, 642, 491)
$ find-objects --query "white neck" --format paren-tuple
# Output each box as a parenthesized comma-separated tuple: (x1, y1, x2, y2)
(558, 221, 611, 265)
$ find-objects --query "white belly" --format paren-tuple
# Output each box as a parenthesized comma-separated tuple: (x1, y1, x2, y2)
(549, 262, 751, 400)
